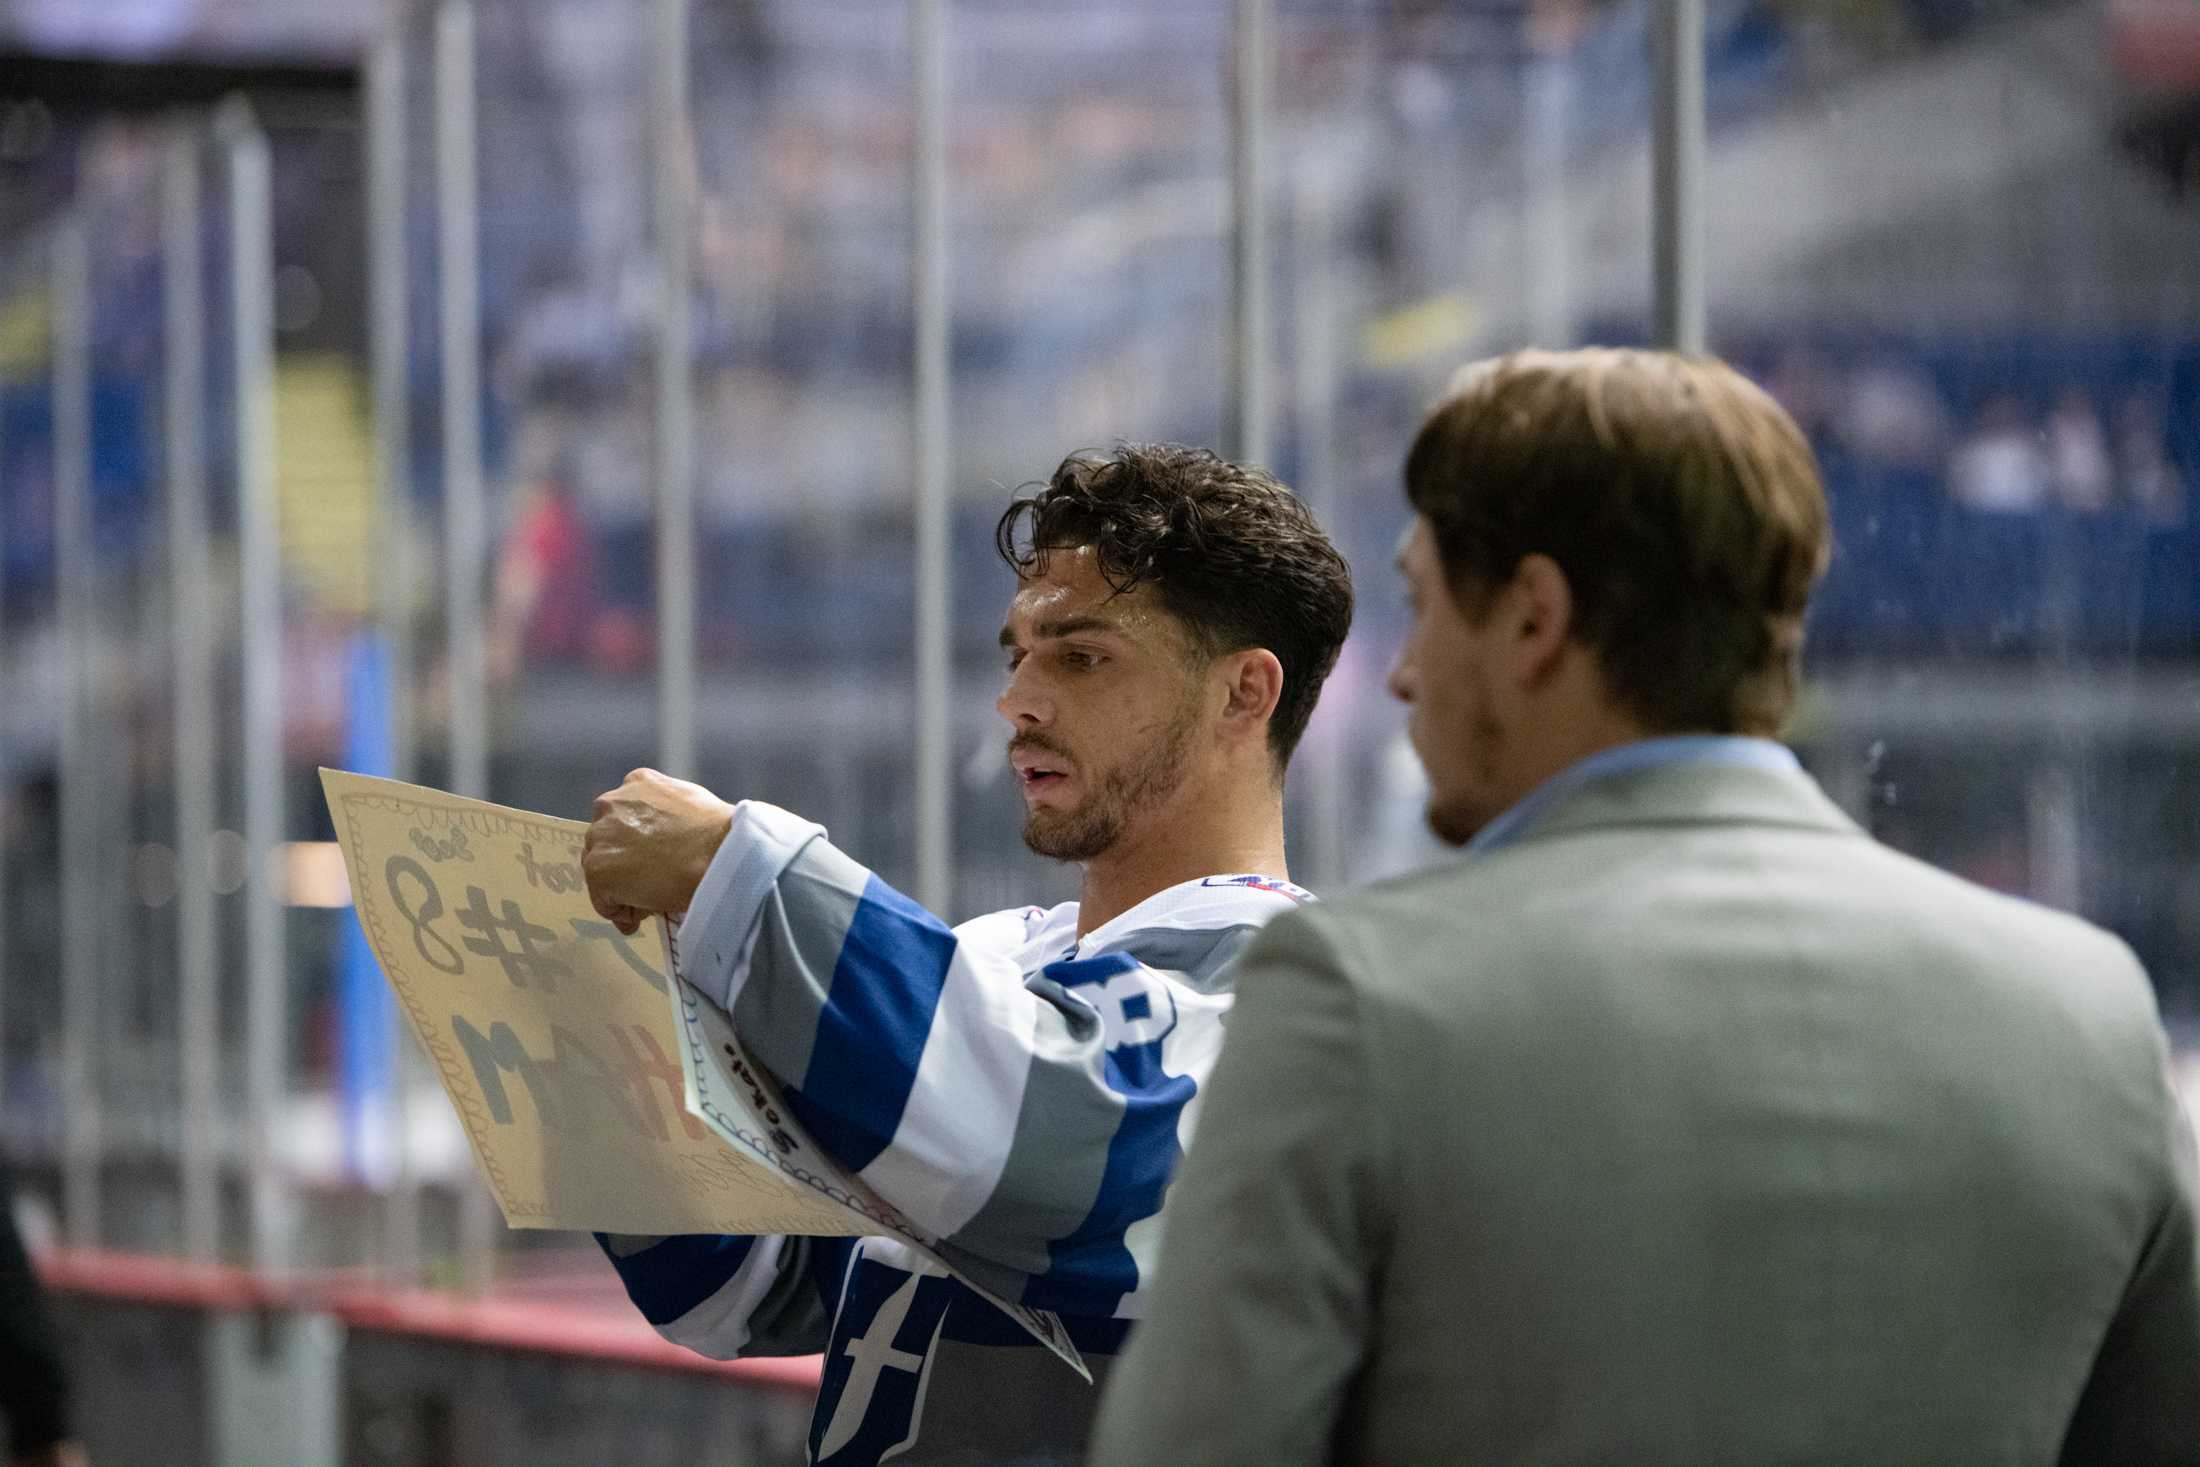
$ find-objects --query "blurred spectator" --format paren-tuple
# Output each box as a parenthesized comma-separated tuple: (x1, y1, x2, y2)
(1949, 394, 2048, 512)
(489, 457, 596, 685)
(1764, 345, 1840, 442)
(1949, 827, 2034, 897)
(1835, 355, 1949, 469)
(699, 368, 764, 523)
(2116, 391, 2188, 526)
(2047, 387, 2114, 513)
(1, 1176, 86, 1467)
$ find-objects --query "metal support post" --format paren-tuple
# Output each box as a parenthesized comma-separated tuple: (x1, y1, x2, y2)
(166, 131, 221, 1261)
(1524, 45, 1577, 349)
(438, 0, 488, 803)
(367, 31, 424, 1282)
(54, 217, 100, 1243)
(1652, 0, 1706, 353)
(1230, 0, 1273, 466)
(370, 39, 418, 793)
(222, 101, 289, 1275)
(911, 0, 952, 914)
(1290, 163, 1348, 889)
(654, 0, 697, 778)
(0, 284, 11, 1132)
(436, 0, 497, 1290)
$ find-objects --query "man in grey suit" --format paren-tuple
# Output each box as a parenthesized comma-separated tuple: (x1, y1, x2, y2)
(1092, 348, 2200, 1465)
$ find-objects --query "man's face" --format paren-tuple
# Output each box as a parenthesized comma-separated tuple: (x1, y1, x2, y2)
(997, 547, 1210, 862)
(1388, 517, 1507, 846)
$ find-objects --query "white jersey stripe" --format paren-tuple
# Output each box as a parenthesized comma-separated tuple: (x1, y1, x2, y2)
(858, 938, 1043, 1238)
(655, 1233, 796, 1360)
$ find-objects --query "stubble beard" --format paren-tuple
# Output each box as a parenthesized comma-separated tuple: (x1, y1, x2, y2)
(1423, 693, 1506, 848)
(1021, 700, 1202, 863)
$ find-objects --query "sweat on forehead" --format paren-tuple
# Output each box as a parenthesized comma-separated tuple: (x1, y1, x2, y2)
(999, 572, 1176, 647)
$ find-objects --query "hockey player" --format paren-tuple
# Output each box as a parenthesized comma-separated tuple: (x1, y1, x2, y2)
(580, 444, 1354, 1465)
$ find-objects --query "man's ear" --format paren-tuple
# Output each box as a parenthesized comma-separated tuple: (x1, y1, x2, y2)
(1506, 553, 1577, 685)
(1217, 648, 1286, 743)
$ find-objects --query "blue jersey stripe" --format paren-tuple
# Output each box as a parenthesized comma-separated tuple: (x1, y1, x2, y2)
(1023, 1045, 1193, 1315)
(1023, 950, 1194, 1314)
(1045, 952, 1143, 991)
(1022, 1033, 1195, 1318)
(595, 1232, 760, 1326)
(795, 872, 959, 1173)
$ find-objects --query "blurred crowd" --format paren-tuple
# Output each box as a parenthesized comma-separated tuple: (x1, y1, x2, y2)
(0, 0, 2192, 1212)
(1755, 344, 2187, 524)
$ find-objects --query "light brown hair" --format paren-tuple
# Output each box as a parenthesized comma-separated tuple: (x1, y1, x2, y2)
(1404, 348, 1830, 735)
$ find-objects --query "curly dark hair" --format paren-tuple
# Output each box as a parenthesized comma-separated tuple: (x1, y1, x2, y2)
(995, 444, 1355, 768)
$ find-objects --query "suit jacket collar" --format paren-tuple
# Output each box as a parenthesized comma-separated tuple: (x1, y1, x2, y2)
(1496, 756, 1864, 850)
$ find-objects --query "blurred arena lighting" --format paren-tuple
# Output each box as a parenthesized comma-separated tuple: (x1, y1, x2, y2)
(282, 840, 352, 908)
(1361, 291, 1480, 370)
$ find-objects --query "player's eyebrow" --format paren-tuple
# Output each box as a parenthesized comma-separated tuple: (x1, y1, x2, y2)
(998, 613, 1122, 648)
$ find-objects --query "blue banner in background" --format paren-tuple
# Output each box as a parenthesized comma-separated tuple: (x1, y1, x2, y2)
(338, 630, 398, 1187)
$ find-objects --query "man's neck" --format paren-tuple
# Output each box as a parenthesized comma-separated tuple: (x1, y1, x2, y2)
(1074, 791, 1288, 938)
(1496, 690, 1657, 818)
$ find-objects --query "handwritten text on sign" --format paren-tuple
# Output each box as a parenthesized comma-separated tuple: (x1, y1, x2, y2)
(321, 769, 862, 1237)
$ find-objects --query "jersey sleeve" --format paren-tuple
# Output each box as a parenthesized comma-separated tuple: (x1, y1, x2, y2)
(673, 800, 1237, 1319)
(593, 1231, 843, 1360)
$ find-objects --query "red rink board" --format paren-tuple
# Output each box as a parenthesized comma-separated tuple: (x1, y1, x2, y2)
(35, 1246, 821, 1395)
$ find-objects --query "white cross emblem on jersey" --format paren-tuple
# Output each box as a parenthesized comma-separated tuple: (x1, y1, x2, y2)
(818, 1273, 944, 1461)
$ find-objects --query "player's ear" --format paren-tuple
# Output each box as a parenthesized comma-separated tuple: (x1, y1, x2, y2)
(1217, 648, 1285, 741)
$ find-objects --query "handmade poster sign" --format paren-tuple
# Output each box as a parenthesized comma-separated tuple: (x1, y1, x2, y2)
(320, 769, 1086, 1378)
(320, 768, 847, 1237)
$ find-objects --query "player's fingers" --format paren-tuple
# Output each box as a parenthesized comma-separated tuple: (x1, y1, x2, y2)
(582, 856, 625, 920)
(612, 907, 643, 936)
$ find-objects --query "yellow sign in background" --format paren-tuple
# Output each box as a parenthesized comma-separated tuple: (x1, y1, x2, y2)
(321, 769, 861, 1237)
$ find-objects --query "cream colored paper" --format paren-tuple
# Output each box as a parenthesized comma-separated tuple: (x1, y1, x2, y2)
(321, 768, 859, 1237)
(325, 769, 1087, 1378)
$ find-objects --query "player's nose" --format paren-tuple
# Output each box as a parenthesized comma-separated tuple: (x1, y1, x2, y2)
(996, 666, 1052, 728)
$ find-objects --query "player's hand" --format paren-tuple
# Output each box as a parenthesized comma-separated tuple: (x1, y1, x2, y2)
(582, 769, 736, 934)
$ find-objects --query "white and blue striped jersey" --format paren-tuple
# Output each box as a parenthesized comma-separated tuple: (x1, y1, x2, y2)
(597, 799, 1312, 1466)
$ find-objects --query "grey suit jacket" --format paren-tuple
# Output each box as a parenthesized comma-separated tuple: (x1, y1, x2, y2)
(1092, 758, 2200, 1465)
